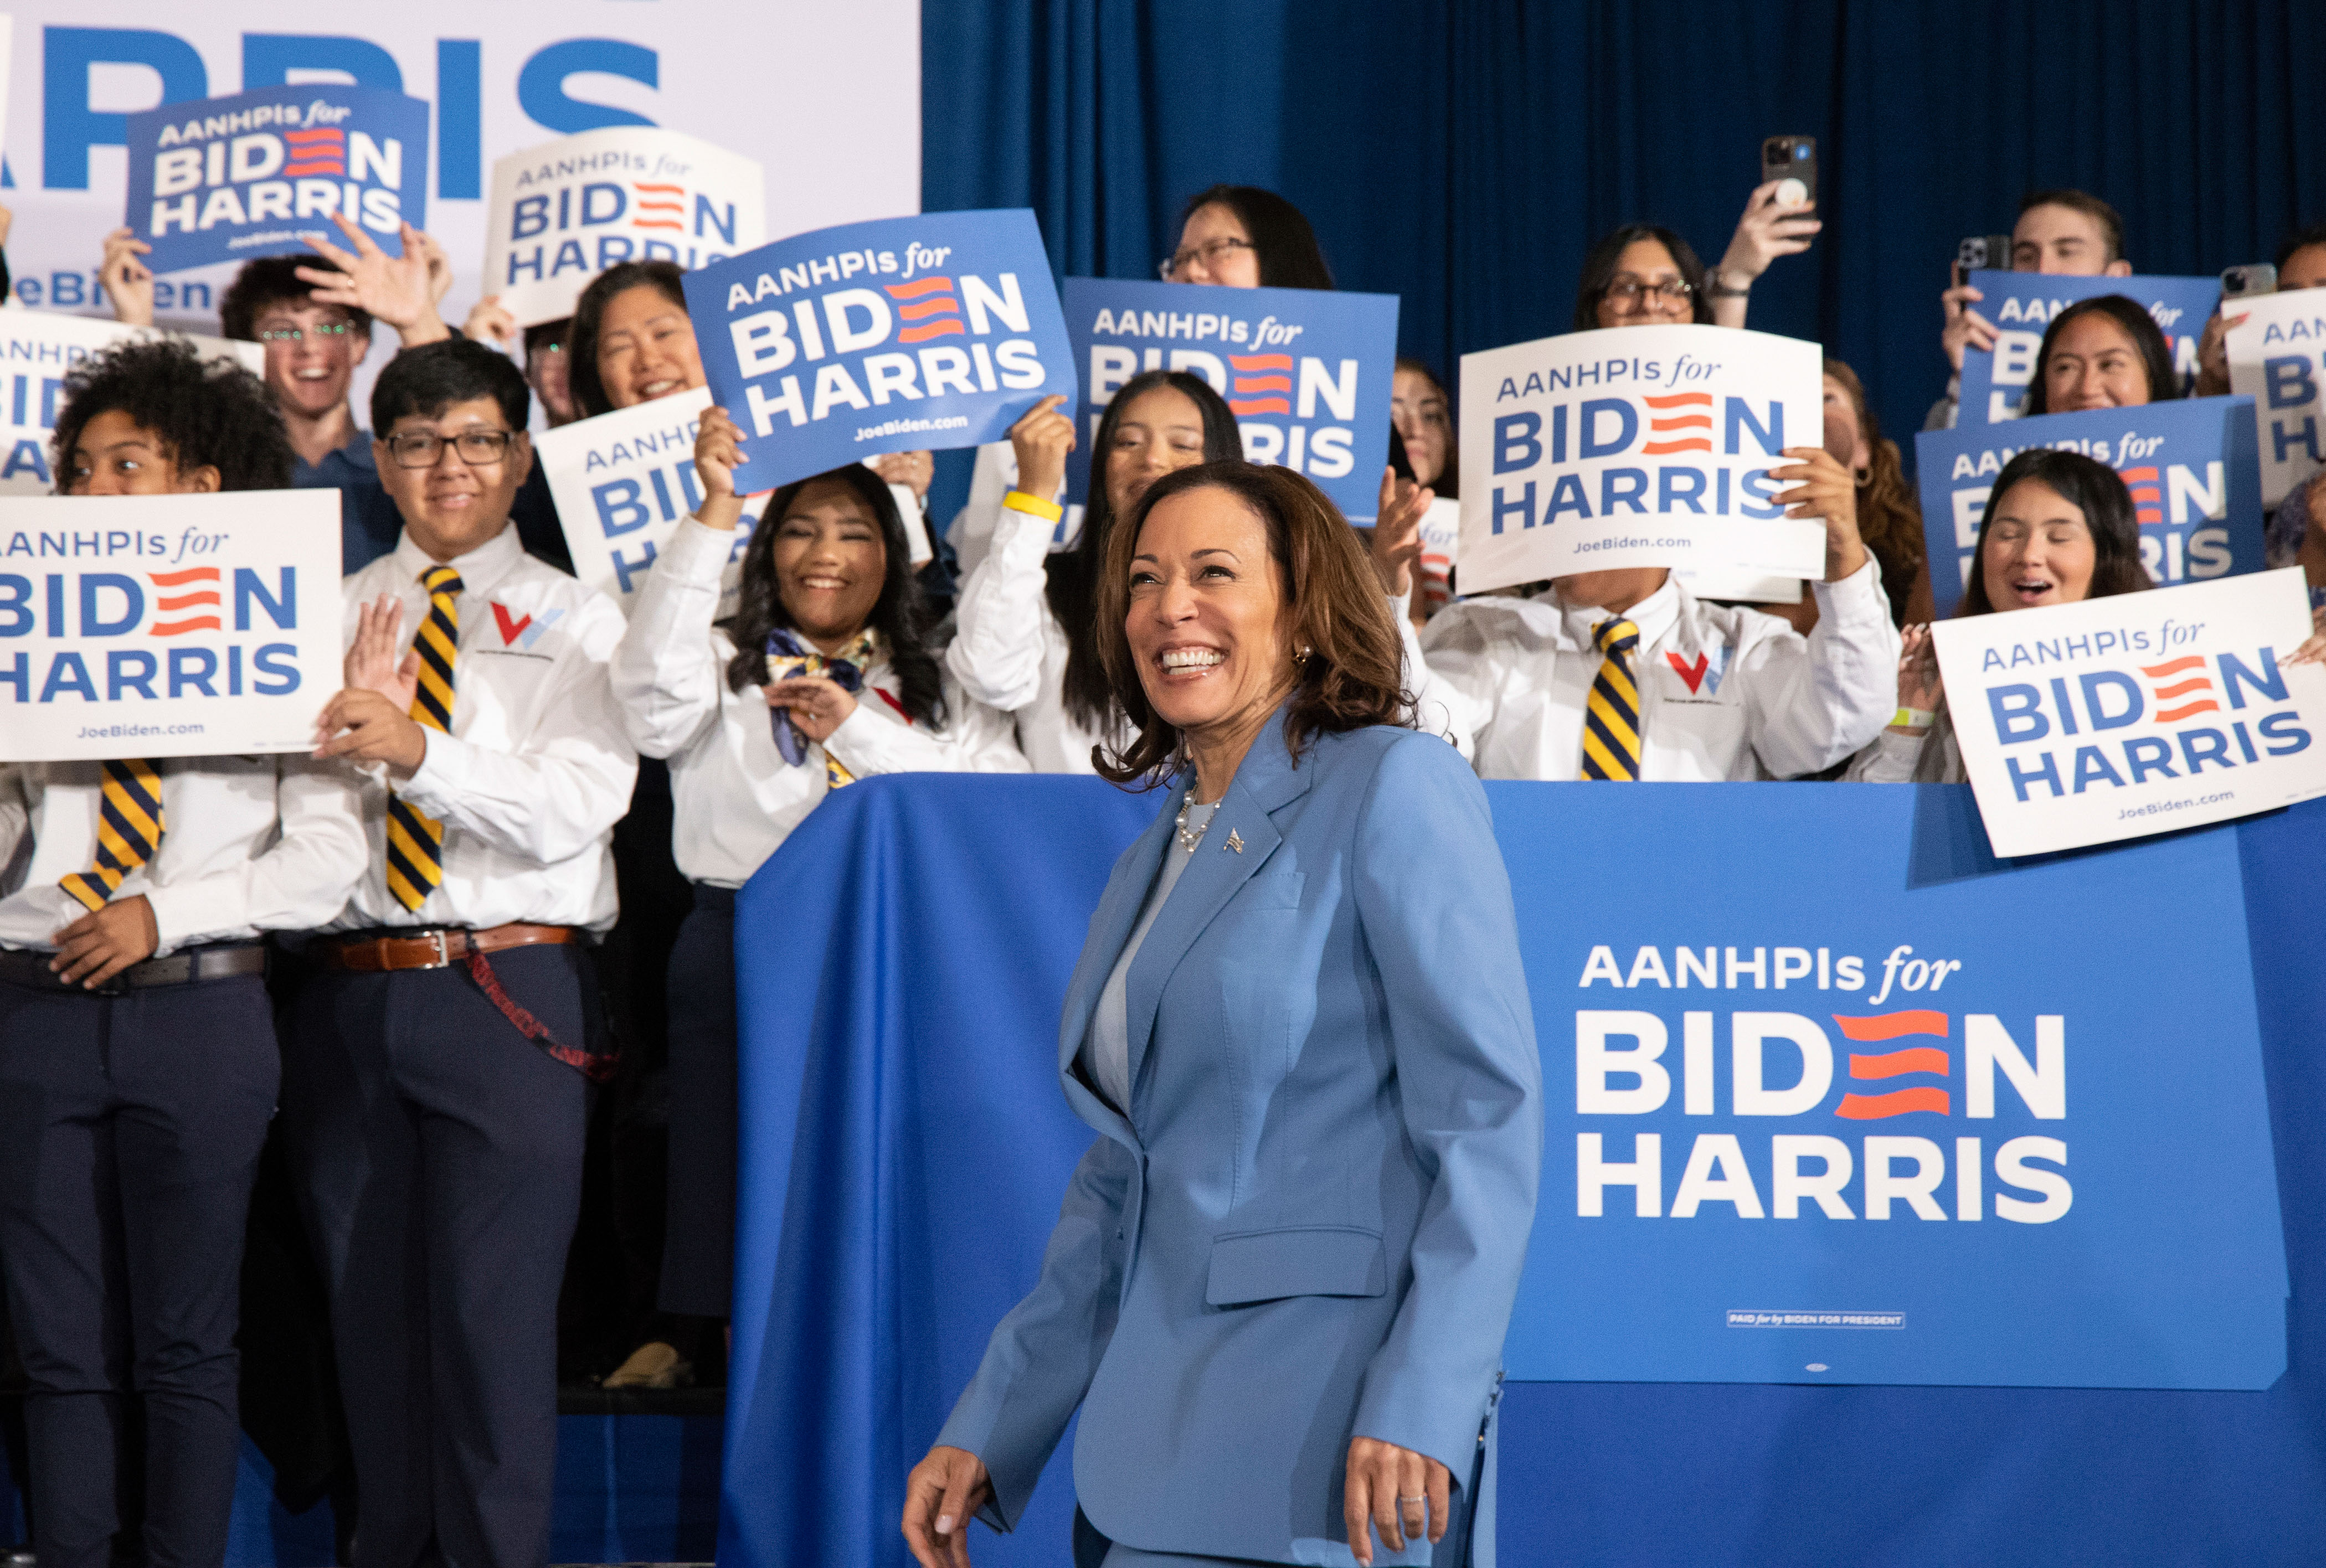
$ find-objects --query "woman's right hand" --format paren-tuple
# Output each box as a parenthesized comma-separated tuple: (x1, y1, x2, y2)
(1892, 623, 1943, 727)
(2194, 307, 2250, 398)
(463, 294, 522, 354)
(901, 1444, 991, 1568)
(99, 228, 156, 326)
(694, 406, 746, 530)
(1007, 393, 1077, 505)
(1368, 465, 1433, 598)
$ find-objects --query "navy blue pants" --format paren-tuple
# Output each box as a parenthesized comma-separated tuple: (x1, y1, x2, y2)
(0, 972, 278, 1568)
(658, 888, 738, 1319)
(282, 945, 593, 1568)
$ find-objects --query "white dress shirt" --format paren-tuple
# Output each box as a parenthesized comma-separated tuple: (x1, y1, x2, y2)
(943, 496, 1129, 776)
(613, 514, 1030, 889)
(1408, 563, 1900, 781)
(0, 756, 367, 955)
(328, 524, 637, 935)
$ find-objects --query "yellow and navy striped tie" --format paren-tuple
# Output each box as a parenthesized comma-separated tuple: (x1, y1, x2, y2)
(1579, 618, 1643, 781)
(384, 565, 462, 911)
(59, 760, 166, 911)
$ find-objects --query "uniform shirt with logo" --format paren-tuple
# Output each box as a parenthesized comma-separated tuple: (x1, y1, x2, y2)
(328, 524, 636, 934)
(1408, 563, 1900, 781)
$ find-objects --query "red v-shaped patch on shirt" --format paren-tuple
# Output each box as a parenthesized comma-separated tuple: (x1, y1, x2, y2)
(491, 604, 533, 645)
(1666, 651, 1709, 693)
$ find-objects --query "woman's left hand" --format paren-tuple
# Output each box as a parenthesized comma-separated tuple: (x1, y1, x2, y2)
(868, 448, 935, 500)
(2283, 605, 2326, 667)
(1345, 1436, 1452, 1565)
(1717, 180, 1821, 288)
(766, 676, 857, 742)
(1368, 466, 1434, 598)
(1769, 445, 1868, 583)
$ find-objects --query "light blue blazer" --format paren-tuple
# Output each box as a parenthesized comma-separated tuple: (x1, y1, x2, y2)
(935, 716, 1542, 1565)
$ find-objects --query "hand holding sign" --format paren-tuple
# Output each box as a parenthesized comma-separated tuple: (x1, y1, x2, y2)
(300, 213, 450, 346)
(1007, 393, 1076, 503)
(1941, 278, 1998, 373)
(695, 405, 746, 528)
(1769, 445, 1866, 580)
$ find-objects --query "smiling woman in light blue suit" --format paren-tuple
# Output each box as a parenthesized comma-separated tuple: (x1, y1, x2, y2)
(902, 461, 1541, 1568)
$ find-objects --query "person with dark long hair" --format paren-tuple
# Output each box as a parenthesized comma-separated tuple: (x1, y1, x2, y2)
(0, 339, 367, 1568)
(1824, 359, 1934, 629)
(1848, 448, 2150, 783)
(903, 461, 1539, 1568)
(610, 407, 1026, 1348)
(948, 370, 1243, 771)
(1162, 184, 1335, 288)
(2023, 295, 2180, 416)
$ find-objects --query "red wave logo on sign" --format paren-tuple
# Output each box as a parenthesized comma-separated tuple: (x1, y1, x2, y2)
(147, 566, 221, 636)
(2119, 464, 2164, 525)
(282, 127, 346, 179)
(631, 182, 686, 233)
(1228, 353, 1293, 415)
(1833, 1010, 1951, 1118)
(2144, 654, 2219, 723)
(887, 276, 963, 343)
(1641, 391, 1712, 455)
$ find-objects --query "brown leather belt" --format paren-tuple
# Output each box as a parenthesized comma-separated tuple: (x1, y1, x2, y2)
(0, 941, 267, 996)
(320, 923, 578, 973)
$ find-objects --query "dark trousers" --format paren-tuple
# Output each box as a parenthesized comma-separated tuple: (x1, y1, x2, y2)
(0, 973, 279, 1568)
(656, 889, 737, 1319)
(282, 946, 591, 1568)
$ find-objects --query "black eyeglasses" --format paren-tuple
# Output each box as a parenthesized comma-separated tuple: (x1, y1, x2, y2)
(255, 323, 353, 342)
(385, 430, 517, 468)
(1159, 236, 1257, 280)
(1602, 278, 1695, 312)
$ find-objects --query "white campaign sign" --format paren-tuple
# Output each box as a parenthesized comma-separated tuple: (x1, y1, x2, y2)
(1931, 569, 2326, 857)
(543, 386, 930, 618)
(0, 310, 263, 494)
(1458, 325, 1824, 592)
(1416, 495, 1459, 617)
(2226, 290, 2326, 507)
(483, 127, 767, 328)
(0, 489, 343, 760)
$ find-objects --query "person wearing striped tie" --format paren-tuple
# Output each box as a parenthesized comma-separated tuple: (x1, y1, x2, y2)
(299, 338, 637, 1568)
(1398, 443, 1898, 781)
(0, 339, 368, 1568)
(608, 404, 1027, 1375)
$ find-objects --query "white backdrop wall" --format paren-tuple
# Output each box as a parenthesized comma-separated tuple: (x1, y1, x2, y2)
(0, 2, 922, 423)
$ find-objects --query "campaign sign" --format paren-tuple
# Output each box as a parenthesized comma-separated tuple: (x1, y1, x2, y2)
(1928, 568, 2326, 858)
(1957, 269, 2217, 426)
(1417, 495, 1459, 616)
(1914, 396, 2265, 617)
(2225, 289, 2326, 507)
(0, 490, 343, 761)
(485, 128, 768, 329)
(539, 388, 761, 619)
(1058, 278, 1397, 525)
(0, 315, 263, 497)
(1458, 325, 1825, 591)
(1507, 782, 2284, 1387)
(682, 209, 1074, 496)
(123, 86, 431, 275)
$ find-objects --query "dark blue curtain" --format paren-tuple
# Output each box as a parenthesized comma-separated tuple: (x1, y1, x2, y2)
(923, 0, 2326, 488)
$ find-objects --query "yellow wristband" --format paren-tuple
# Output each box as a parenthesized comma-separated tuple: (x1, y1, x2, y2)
(1002, 489, 1064, 523)
(1893, 707, 1937, 731)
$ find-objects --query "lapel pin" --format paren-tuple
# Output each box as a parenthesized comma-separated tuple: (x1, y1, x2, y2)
(1226, 829, 1244, 854)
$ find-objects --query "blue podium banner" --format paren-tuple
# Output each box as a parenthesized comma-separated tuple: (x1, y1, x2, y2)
(124, 86, 430, 273)
(1956, 269, 2219, 425)
(683, 209, 1075, 494)
(1915, 396, 2267, 616)
(726, 777, 2310, 1568)
(1061, 277, 1398, 524)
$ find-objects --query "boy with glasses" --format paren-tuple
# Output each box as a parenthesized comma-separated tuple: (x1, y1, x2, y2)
(293, 337, 635, 1568)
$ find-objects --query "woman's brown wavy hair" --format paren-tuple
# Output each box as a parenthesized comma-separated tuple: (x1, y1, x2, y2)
(1092, 460, 1411, 786)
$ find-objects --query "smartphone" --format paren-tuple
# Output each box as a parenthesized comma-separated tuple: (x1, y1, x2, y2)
(1761, 136, 1816, 207)
(1953, 233, 2014, 288)
(2222, 263, 2278, 300)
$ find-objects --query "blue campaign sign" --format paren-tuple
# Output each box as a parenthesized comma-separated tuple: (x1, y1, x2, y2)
(123, 86, 431, 274)
(1501, 784, 2284, 1389)
(1914, 396, 2265, 616)
(1957, 269, 2219, 426)
(683, 209, 1075, 495)
(1061, 278, 1398, 524)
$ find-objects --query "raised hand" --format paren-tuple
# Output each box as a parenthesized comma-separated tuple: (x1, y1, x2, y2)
(1768, 446, 1867, 582)
(1942, 281, 1997, 373)
(463, 294, 522, 353)
(344, 594, 419, 711)
(867, 448, 935, 500)
(1893, 623, 1944, 721)
(694, 406, 747, 530)
(1715, 179, 1821, 301)
(99, 228, 156, 327)
(1006, 393, 1077, 503)
(1367, 464, 1433, 597)
(299, 213, 451, 344)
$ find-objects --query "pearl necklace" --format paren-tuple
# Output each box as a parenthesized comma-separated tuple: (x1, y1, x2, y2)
(1175, 792, 1219, 852)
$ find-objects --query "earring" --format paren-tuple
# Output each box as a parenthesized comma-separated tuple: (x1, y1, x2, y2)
(1852, 466, 1871, 486)
(1293, 646, 1313, 667)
